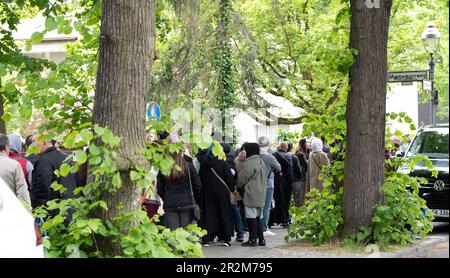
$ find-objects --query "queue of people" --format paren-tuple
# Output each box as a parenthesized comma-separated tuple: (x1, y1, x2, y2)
(151, 131, 334, 248)
(1, 129, 334, 249)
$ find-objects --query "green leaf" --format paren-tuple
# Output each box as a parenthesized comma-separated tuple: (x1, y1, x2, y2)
(89, 144, 101, 156)
(75, 150, 87, 164)
(31, 32, 44, 44)
(43, 238, 51, 249)
(112, 173, 121, 187)
(130, 170, 141, 181)
(98, 201, 108, 211)
(129, 228, 142, 243)
(45, 17, 58, 31)
(60, 163, 71, 177)
(80, 129, 93, 143)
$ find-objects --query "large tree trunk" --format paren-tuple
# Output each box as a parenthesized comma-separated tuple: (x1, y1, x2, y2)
(342, 0, 392, 238)
(216, 0, 235, 142)
(92, 0, 155, 256)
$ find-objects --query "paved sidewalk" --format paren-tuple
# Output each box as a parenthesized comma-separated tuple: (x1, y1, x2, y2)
(202, 223, 449, 258)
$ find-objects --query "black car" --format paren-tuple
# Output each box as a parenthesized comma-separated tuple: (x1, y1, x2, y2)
(401, 124, 449, 221)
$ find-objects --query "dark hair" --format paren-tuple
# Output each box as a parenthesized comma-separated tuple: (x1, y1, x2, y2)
(287, 142, 293, 152)
(163, 151, 187, 180)
(0, 133, 9, 151)
(296, 138, 308, 155)
(240, 142, 248, 151)
(244, 143, 260, 158)
(157, 130, 169, 140)
(25, 135, 34, 148)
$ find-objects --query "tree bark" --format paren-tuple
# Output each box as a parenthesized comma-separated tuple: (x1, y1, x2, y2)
(342, 0, 392, 238)
(92, 0, 155, 256)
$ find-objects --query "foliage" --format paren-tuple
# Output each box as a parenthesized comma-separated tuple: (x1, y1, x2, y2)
(286, 161, 344, 245)
(275, 128, 300, 143)
(345, 167, 434, 249)
(286, 187, 343, 246)
(388, 0, 449, 120)
(33, 124, 208, 258)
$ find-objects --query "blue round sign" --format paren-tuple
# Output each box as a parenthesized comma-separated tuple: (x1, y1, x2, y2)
(147, 101, 161, 121)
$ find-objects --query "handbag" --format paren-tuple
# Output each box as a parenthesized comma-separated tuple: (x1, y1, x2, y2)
(186, 162, 201, 221)
(211, 167, 238, 204)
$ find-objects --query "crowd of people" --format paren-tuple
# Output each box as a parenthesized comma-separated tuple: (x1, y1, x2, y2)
(0, 133, 82, 244)
(151, 132, 332, 247)
(0, 130, 334, 248)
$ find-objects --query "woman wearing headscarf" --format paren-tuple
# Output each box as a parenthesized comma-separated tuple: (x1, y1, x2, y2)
(198, 145, 235, 247)
(7, 134, 33, 188)
(237, 143, 268, 247)
(306, 138, 330, 192)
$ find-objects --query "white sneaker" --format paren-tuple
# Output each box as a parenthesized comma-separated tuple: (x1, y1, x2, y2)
(263, 230, 276, 236)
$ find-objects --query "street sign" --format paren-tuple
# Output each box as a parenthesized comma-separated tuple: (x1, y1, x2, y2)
(147, 101, 161, 121)
(387, 70, 428, 83)
(423, 80, 432, 91)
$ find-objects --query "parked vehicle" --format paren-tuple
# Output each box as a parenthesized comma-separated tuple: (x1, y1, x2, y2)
(401, 124, 449, 221)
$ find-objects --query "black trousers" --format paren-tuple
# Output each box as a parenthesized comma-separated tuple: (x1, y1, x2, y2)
(246, 217, 264, 242)
(281, 182, 293, 223)
(165, 209, 194, 230)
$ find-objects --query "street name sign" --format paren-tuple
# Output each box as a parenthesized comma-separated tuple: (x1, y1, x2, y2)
(388, 71, 428, 83)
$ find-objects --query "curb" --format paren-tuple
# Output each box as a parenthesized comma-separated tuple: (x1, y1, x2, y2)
(381, 236, 449, 258)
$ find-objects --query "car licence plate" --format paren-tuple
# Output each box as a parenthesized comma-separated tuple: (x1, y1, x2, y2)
(431, 209, 449, 218)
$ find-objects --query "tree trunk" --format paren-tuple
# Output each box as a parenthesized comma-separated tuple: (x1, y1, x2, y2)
(342, 0, 392, 238)
(216, 0, 235, 142)
(92, 0, 155, 256)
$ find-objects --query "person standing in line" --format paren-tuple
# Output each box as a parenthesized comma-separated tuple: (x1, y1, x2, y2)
(294, 138, 310, 206)
(237, 143, 268, 247)
(273, 142, 293, 227)
(258, 136, 281, 237)
(222, 143, 245, 242)
(156, 134, 201, 230)
(198, 146, 235, 247)
(7, 134, 34, 189)
(0, 133, 31, 209)
(307, 138, 331, 192)
(24, 135, 39, 167)
(31, 135, 77, 214)
(289, 141, 304, 208)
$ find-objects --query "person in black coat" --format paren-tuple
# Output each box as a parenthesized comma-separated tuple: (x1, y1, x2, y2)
(32, 138, 78, 220)
(198, 149, 235, 247)
(157, 151, 201, 230)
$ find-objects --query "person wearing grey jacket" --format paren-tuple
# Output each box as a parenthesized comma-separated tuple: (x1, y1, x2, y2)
(258, 136, 281, 236)
(236, 143, 268, 247)
(0, 134, 31, 210)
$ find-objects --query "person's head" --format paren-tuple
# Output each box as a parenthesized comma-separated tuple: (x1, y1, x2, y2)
(287, 142, 293, 152)
(25, 135, 35, 151)
(244, 142, 260, 158)
(157, 130, 169, 141)
(279, 142, 288, 151)
(390, 136, 401, 149)
(164, 133, 186, 180)
(240, 142, 248, 152)
(297, 138, 308, 154)
(0, 133, 10, 154)
(310, 138, 324, 153)
(35, 134, 54, 153)
(258, 136, 270, 149)
(7, 134, 24, 154)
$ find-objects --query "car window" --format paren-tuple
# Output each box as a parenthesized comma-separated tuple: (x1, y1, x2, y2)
(408, 130, 449, 159)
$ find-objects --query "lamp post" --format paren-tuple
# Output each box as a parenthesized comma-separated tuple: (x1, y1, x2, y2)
(421, 22, 441, 125)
